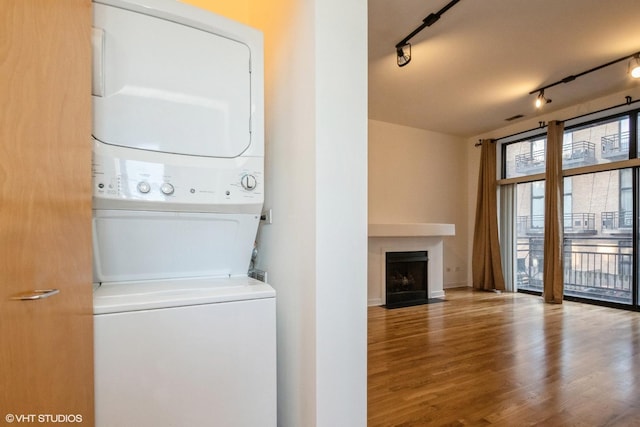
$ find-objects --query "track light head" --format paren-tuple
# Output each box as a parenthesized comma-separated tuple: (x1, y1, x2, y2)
(394, 0, 460, 68)
(629, 55, 640, 79)
(535, 90, 551, 109)
(396, 43, 411, 67)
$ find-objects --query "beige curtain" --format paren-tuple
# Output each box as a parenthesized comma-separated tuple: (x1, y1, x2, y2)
(472, 139, 505, 291)
(543, 120, 565, 303)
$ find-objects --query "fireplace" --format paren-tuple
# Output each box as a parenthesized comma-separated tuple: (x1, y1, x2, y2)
(385, 251, 428, 308)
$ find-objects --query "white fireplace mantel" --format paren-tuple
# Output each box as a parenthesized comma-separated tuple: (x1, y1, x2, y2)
(368, 223, 455, 306)
(368, 223, 455, 237)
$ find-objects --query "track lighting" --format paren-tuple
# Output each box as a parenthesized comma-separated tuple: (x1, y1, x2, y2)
(394, 0, 461, 68)
(535, 90, 551, 109)
(629, 55, 640, 79)
(396, 44, 411, 67)
(530, 49, 640, 108)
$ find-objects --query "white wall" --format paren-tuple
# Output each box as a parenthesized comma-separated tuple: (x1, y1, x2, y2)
(368, 119, 468, 289)
(315, 0, 368, 425)
(251, 0, 368, 425)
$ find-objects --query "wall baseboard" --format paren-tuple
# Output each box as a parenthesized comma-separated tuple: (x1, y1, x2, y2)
(444, 282, 468, 289)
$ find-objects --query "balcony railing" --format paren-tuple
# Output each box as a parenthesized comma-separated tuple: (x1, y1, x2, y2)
(516, 215, 531, 235)
(562, 140, 597, 168)
(517, 213, 596, 235)
(515, 149, 545, 174)
(514, 140, 597, 174)
(564, 213, 596, 234)
(601, 131, 630, 161)
(516, 215, 544, 234)
(602, 211, 633, 233)
(517, 239, 632, 304)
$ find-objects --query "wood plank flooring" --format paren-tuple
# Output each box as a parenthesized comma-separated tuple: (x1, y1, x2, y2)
(368, 287, 640, 426)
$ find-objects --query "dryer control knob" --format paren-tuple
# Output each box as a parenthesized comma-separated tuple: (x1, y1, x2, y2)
(137, 181, 151, 194)
(241, 174, 257, 191)
(160, 182, 175, 195)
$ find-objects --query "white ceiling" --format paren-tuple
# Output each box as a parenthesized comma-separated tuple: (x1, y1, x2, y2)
(368, 0, 640, 137)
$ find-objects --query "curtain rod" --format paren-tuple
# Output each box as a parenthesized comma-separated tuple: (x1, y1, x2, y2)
(481, 95, 640, 145)
(474, 139, 497, 147)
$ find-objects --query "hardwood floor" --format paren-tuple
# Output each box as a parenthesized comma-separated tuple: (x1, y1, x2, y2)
(368, 287, 640, 426)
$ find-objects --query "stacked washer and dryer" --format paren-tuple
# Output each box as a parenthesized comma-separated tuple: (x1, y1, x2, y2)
(91, 1, 276, 426)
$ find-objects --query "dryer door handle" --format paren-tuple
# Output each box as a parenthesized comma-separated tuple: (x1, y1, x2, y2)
(10, 289, 60, 301)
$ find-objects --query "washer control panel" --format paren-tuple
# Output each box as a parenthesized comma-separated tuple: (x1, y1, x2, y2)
(92, 143, 263, 211)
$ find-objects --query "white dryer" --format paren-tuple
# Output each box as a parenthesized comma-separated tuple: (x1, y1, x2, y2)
(91, 1, 275, 426)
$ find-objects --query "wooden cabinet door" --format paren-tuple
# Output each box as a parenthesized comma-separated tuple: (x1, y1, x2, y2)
(0, 0, 94, 424)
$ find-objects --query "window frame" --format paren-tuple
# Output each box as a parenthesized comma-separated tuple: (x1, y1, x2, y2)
(498, 107, 640, 310)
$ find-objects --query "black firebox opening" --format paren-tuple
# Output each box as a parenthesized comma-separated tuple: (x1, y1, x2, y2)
(385, 251, 428, 309)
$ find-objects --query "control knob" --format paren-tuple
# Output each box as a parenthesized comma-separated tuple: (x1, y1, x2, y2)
(137, 181, 151, 194)
(241, 174, 257, 191)
(160, 182, 175, 195)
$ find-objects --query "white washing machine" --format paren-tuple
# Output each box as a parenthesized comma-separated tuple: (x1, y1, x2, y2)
(93, 277, 276, 426)
(91, 0, 275, 425)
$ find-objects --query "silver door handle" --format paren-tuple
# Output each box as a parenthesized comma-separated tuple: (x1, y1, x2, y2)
(10, 289, 60, 301)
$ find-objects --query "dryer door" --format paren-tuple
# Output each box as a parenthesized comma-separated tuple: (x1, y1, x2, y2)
(93, 3, 252, 158)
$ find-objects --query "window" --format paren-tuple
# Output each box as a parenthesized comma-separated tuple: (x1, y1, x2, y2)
(564, 170, 631, 304)
(530, 181, 545, 229)
(504, 137, 546, 179)
(501, 109, 640, 309)
(564, 117, 629, 170)
(516, 181, 544, 292)
(564, 178, 573, 229)
(620, 169, 632, 228)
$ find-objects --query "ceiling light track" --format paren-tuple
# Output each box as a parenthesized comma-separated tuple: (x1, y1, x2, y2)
(530, 50, 640, 108)
(395, 0, 461, 67)
(498, 95, 639, 143)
